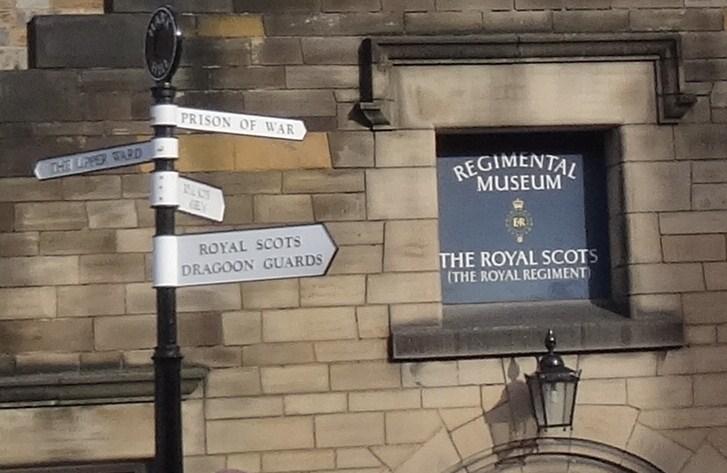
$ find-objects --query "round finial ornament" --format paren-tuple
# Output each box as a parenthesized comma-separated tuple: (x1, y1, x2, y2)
(145, 5, 182, 82)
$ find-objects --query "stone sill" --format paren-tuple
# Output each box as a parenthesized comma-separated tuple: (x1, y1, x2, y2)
(391, 300, 684, 360)
(0, 366, 208, 408)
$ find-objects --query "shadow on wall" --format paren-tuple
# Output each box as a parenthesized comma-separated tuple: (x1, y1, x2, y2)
(485, 359, 538, 456)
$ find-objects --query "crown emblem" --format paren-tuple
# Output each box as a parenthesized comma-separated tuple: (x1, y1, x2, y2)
(505, 197, 533, 243)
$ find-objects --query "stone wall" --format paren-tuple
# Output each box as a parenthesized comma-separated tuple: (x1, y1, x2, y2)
(2, 1, 727, 473)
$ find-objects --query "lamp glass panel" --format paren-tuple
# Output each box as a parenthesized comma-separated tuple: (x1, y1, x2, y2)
(526, 375, 546, 427)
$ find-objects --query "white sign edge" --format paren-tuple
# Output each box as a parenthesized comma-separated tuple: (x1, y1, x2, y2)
(170, 223, 338, 288)
(174, 106, 307, 141)
(33, 141, 155, 181)
(176, 176, 225, 223)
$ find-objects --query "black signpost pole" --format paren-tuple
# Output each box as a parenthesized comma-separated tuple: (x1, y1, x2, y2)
(145, 6, 184, 473)
(152, 81, 183, 473)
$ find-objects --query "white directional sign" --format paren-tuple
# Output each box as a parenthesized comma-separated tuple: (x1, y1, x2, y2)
(153, 224, 337, 287)
(152, 105, 307, 141)
(177, 176, 225, 222)
(34, 141, 159, 180)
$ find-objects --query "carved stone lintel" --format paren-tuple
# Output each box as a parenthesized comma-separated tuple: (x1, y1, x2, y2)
(359, 34, 696, 127)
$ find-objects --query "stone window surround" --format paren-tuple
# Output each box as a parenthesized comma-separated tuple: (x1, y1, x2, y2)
(358, 34, 694, 359)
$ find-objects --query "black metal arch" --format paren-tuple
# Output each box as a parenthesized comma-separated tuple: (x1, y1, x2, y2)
(444, 437, 666, 473)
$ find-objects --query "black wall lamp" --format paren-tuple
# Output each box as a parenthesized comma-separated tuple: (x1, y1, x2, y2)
(526, 329, 581, 430)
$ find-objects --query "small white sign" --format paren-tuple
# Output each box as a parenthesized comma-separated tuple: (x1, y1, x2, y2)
(34, 141, 156, 180)
(177, 176, 225, 222)
(175, 106, 307, 141)
(153, 224, 337, 287)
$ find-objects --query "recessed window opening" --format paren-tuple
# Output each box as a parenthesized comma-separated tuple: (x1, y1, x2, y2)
(436, 130, 612, 308)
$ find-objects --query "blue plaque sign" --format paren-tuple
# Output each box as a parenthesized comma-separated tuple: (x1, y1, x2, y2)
(437, 133, 610, 304)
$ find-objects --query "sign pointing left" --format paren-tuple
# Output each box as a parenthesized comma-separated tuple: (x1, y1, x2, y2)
(34, 140, 159, 180)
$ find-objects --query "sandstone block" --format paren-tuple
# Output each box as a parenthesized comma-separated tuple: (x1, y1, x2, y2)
(457, 359, 504, 385)
(15, 202, 87, 231)
(206, 396, 283, 420)
(661, 210, 727, 234)
(261, 364, 329, 393)
(694, 183, 727, 210)
(283, 169, 364, 193)
(451, 417, 493, 460)
(349, 389, 421, 412)
(0, 287, 56, 320)
(627, 376, 693, 409)
(254, 194, 314, 223)
(482, 10, 552, 33)
(553, 10, 628, 32)
(314, 339, 387, 362)
(179, 285, 242, 312)
(676, 124, 727, 159)
(405, 12, 482, 33)
(263, 450, 335, 472)
(693, 161, 727, 183)
(286, 65, 359, 89)
(227, 453, 261, 472)
(242, 279, 299, 309)
(0, 232, 39, 256)
(422, 386, 480, 408)
(80, 254, 145, 283)
(244, 342, 315, 366)
(705, 262, 727, 290)
(625, 213, 662, 263)
(681, 444, 727, 473)
(630, 9, 722, 32)
(329, 131, 375, 168)
(384, 220, 439, 271)
(58, 284, 125, 317)
(390, 302, 442, 327)
(385, 409, 442, 444)
(209, 66, 285, 89)
(195, 14, 264, 37)
(367, 272, 441, 304)
(202, 171, 282, 194)
(366, 168, 438, 219)
(336, 448, 382, 469)
(402, 361, 459, 387)
(301, 275, 365, 306)
(115, 227, 154, 253)
(223, 310, 262, 345)
(40, 229, 116, 255)
(263, 307, 357, 342)
(243, 90, 336, 117)
(284, 393, 348, 415)
(184, 346, 242, 368)
(694, 373, 727, 407)
(0, 318, 93, 353)
(579, 352, 657, 379)
(0, 256, 79, 286)
(619, 125, 675, 161)
(375, 130, 435, 167)
(61, 176, 121, 200)
(623, 162, 690, 212)
(315, 412, 385, 447)
(626, 423, 691, 473)
(87, 200, 138, 228)
(629, 263, 704, 294)
(663, 234, 726, 262)
(330, 361, 401, 391)
(684, 292, 727, 324)
(206, 367, 262, 397)
(659, 346, 727, 375)
(94, 314, 155, 350)
(577, 379, 627, 405)
(326, 221, 384, 245)
(685, 325, 716, 345)
(328, 245, 383, 274)
(251, 37, 302, 64)
(356, 305, 390, 338)
(265, 13, 403, 36)
(0, 178, 62, 202)
(301, 36, 361, 64)
(313, 193, 366, 221)
(207, 416, 314, 453)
